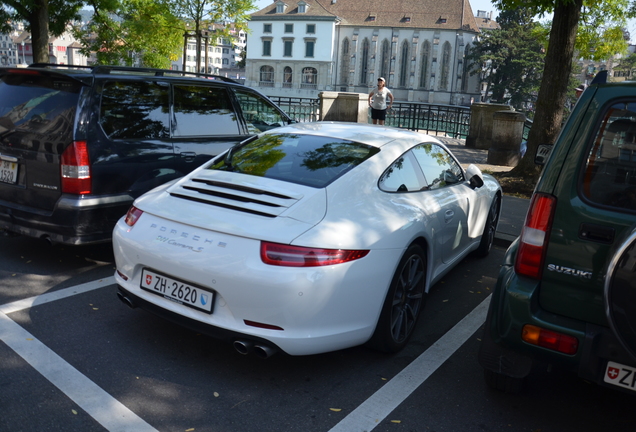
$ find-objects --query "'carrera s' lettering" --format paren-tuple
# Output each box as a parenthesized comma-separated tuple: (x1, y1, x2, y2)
(547, 264, 592, 279)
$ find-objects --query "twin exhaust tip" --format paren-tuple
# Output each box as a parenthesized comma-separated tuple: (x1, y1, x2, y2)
(233, 340, 277, 359)
(117, 291, 276, 358)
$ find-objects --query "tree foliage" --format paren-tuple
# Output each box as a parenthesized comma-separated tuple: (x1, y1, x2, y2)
(1, 0, 84, 63)
(492, 0, 636, 178)
(75, 0, 183, 68)
(468, 8, 545, 117)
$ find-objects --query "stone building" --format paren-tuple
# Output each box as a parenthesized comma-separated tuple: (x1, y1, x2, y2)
(246, 0, 483, 104)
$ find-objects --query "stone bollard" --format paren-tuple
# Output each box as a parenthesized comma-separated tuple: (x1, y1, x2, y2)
(319, 92, 368, 123)
(466, 103, 514, 149)
(487, 111, 526, 166)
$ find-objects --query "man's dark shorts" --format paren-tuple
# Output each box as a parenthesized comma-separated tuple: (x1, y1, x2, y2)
(371, 108, 387, 121)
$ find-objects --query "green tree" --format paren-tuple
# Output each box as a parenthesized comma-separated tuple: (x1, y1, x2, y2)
(75, 0, 183, 68)
(175, 0, 255, 73)
(1, 0, 84, 63)
(494, 0, 636, 178)
(468, 8, 545, 117)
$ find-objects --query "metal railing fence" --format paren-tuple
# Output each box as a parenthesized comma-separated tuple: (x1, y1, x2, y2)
(268, 96, 534, 140)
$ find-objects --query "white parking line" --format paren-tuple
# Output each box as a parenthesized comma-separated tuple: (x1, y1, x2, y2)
(0, 276, 157, 432)
(329, 295, 491, 432)
(0, 277, 115, 314)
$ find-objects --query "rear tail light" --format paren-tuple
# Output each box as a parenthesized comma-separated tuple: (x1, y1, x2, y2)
(124, 206, 143, 227)
(261, 242, 369, 267)
(522, 324, 578, 355)
(514, 193, 556, 279)
(61, 141, 91, 194)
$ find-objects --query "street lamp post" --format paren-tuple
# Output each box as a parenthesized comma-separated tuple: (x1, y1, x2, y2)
(21, 40, 25, 64)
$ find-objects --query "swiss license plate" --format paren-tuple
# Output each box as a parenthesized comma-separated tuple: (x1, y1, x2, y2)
(604, 361, 636, 392)
(0, 160, 18, 184)
(140, 268, 214, 314)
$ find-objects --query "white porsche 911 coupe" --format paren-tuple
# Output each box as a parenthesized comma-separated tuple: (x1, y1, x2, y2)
(113, 122, 501, 357)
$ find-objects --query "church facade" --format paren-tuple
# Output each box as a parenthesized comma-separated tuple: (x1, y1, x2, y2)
(246, 0, 482, 105)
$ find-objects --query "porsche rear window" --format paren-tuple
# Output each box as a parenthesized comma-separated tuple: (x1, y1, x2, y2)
(208, 133, 380, 187)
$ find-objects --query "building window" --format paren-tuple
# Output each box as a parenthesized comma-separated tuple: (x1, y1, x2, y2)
(276, 1, 286, 13)
(283, 66, 293, 88)
(260, 65, 275, 87)
(223, 48, 229, 54)
(285, 24, 294, 33)
(399, 40, 409, 88)
(283, 39, 293, 57)
(262, 38, 272, 56)
(419, 41, 430, 89)
(264, 23, 272, 33)
(340, 38, 350, 86)
(301, 67, 317, 89)
(461, 44, 471, 92)
(298, 2, 307, 13)
(360, 38, 369, 85)
(440, 41, 451, 90)
(222, 58, 228, 65)
(380, 39, 390, 81)
(305, 39, 315, 57)
(306, 24, 315, 34)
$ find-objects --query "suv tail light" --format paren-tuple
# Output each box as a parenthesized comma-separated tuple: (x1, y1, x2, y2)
(61, 141, 91, 194)
(515, 193, 556, 279)
(261, 242, 369, 267)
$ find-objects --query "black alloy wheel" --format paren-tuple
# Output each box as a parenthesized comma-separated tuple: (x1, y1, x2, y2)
(474, 193, 501, 257)
(369, 244, 427, 353)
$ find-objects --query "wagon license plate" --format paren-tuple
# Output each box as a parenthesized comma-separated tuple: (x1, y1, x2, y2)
(0, 160, 18, 184)
(141, 269, 214, 314)
(604, 361, 636, 392)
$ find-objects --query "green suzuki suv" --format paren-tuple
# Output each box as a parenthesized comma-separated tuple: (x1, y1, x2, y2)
(479, 71, 636, 394)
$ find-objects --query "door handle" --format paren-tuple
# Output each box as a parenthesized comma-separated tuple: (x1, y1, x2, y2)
(180, 152, 196, 162)
(444, 210, 454, 223)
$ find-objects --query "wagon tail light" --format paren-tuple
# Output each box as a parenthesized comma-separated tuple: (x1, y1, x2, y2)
(61, 141, 91, 194)
(261, 242, 369, 267)
(515, 193, 556, 279)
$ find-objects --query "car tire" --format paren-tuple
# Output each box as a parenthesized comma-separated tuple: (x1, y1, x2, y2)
(483, 369, 524, 393)
(368, 244, 427, 353)
(605, 228, 636, 360)
(473, 193, 501, 258)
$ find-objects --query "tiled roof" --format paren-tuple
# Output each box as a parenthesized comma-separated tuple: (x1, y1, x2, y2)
(251, 0, 480, 32)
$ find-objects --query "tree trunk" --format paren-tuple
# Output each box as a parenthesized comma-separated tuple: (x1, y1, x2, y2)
(30, 0, 50, 64)
(509, 0, 582, 178)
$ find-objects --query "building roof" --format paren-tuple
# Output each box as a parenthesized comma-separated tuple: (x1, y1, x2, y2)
(251, 0, 480, 32)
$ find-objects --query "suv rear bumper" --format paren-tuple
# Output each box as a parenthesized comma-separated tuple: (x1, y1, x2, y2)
(480, 240, 636, 390)
(0, 193, 133, 245)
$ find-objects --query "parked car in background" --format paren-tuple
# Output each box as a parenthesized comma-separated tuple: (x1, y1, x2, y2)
(113, 122, 502, 357)
(0, 64, 292, 245)
(479, 72, 636, 394)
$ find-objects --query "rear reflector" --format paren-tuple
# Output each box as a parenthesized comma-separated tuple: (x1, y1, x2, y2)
(60, 141, 91, 194)
(244, 320, 284, 331)
(522, 324, 578, 355)
(261, 242, 369, 267)
(514, 193, 556, 279)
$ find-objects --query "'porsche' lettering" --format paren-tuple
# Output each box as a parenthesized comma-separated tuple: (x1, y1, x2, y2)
(547, 264, 592, 279)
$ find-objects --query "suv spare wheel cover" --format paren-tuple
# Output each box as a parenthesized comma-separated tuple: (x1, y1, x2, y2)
(605, 228, 636, 360)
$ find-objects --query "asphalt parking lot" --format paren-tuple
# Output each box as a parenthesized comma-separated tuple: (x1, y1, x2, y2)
(1, 230, 635, 432)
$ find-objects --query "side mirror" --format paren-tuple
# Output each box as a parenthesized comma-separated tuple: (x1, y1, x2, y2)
(535, 144, 553, 166)
(465, 164, 484, 189)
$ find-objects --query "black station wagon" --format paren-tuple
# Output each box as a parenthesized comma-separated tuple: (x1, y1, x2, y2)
(0, 64, 292, 245)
